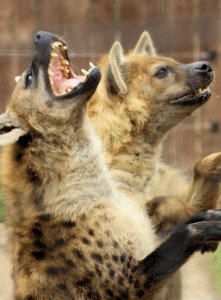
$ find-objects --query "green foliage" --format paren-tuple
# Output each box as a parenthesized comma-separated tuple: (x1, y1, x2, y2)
(210, 244, 221, 295)
(0, 185, 6, 222)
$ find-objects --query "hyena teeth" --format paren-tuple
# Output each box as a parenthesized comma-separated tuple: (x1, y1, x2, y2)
(67, 88, 72, 92)
(89, 62, 95, 69)
(51, 53, 59, 58)
(15, 76, 21, 83)
(61, 59, 69, 66)
(60, 45, 67, 51)
(61, 66, 64, 70)
(81, 69, 89, 76)
(49, 63, 52, 68)
(51, 42, 62, 50)
(48, 70, 54, 76)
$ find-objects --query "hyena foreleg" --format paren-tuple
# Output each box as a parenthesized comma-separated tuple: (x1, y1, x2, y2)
(133, 210, 221, 299)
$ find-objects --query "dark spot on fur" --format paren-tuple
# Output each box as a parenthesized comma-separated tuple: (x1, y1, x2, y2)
(143, 280, 150, 289)
(34, 187, 45, 206)
(46, 100, 53, 108)
(137, 290, 145, 297)
(120, 254, 126, 263)
(81, 214, 87, 220)
(58, 283, 67, 290)
(122, 267, 126, 275)
(39, 214, 50, 221)
(92, 253, 103, 264)
(134, 280, 140, 288)
(35, 240, 46, 248)
(129, 255, 133, 261)
(112, 255, 118, 262)
(121, 291, 129, 299)
(74, 249, 85, 260)
(109, 270, 115, 278)
(127, 262, 131, 269)
(32, 251, 45, 260)
(106, 289, 114, 297)
(106, 263, 111, 269)
(16, 152, 23, 162)
(132, 265, 137, 273)
(77, 277, 91, 286)
(47, 267, 57, 276)
(129, 275, 133, 283)
(113, 241, 119, 248)
(82, 238, 90, 245)
(87, 271, 94, 278)
(63, 221, 76, 228)
(95, 264, 102, 277)
(88, 229, 94, 236)
(96, 241, 103, 248)
(118, 276, 125, 286)
(18, 134, 33, 148)
(26, 297, 34, 300)
(32, 228, 43, 237)
(28, 168, 41, 183)
(104, 254, 109, 259)
(66, 259, 76, 268)
(56, 239, 64, 245)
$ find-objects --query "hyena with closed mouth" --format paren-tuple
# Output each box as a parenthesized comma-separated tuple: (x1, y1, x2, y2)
(88, 32, 221, 299)
(2, 31, 221, 300)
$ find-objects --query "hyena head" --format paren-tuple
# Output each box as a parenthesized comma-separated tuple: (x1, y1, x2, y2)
(89, 31, 214, 154)
(0, 31, 101, 147)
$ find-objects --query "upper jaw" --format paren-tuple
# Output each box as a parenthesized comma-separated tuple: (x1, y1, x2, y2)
(34, 31, 101, 100)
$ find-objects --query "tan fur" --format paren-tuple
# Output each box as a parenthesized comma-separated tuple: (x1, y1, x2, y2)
(0, 32, 181, 300)
(88, 32, 217, 299)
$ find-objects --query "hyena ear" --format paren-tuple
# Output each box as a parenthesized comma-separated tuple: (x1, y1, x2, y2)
(133, 31, 156, 56)
(107, 41, 127, 94)
(0, 110, 26, 146)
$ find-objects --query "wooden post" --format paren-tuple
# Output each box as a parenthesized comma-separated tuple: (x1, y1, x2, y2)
(193, 0, 202, 162)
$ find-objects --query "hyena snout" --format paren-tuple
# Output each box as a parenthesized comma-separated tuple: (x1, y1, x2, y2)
(194, 61, 213, 74)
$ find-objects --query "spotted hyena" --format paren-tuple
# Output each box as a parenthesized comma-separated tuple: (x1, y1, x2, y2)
(88, 31, 220, 299)
(1, 31, 221, 300)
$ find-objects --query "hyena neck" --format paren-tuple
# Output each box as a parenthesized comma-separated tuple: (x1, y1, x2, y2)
(106, 134, 163, 193)
(2, 118, 115, 225)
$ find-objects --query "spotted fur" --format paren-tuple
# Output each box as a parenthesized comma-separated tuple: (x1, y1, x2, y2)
(1, 31, 221, 300)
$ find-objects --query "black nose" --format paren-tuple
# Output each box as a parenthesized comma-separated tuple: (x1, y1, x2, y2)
(194, 61, 213, 74)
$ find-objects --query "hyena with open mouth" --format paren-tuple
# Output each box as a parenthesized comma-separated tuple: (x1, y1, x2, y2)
(88, 32, 221, 298)
(2, 31, 221, 300)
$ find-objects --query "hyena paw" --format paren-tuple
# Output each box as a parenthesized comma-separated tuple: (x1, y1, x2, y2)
(194, 152, 221, 178)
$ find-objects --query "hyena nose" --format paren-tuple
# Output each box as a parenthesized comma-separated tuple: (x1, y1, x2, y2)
(194, 61, 213, 74)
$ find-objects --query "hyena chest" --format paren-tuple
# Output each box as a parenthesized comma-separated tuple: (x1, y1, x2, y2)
(11, 214, 138, 299)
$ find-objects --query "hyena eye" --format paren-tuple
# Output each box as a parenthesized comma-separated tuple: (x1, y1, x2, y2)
(155, 68, 169, 78)
(25, 73, 33, 87)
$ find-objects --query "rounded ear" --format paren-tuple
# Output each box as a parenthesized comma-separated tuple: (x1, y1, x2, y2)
(133, 31, 156, 56)
(0, 109, 27, 146)
(108, 41, 127, 94)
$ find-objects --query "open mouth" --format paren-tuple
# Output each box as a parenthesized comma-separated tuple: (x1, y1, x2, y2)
(170, 86, 212, 106)
(48, 41, 95, 96)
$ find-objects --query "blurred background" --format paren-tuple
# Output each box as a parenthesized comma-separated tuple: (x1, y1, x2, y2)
(1, 0, 221, 299)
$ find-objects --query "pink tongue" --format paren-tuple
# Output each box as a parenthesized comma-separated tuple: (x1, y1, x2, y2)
(49, 57, 85, 95)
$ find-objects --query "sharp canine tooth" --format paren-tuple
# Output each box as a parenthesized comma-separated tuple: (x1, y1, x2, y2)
(15, 76, 21, 83)
(61, 59, 69, 65)
(49, 63, 52, 68)
(62, 91, 66, 95)
(81, 69, 89, 76)
(89, 62, 95, 68)
(60, 45, 67, 51)
(52, 42, 62, 49)
(51, 53, 59, 57)
(67, 88, 72, 92)
(48, 70, 54, 76)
